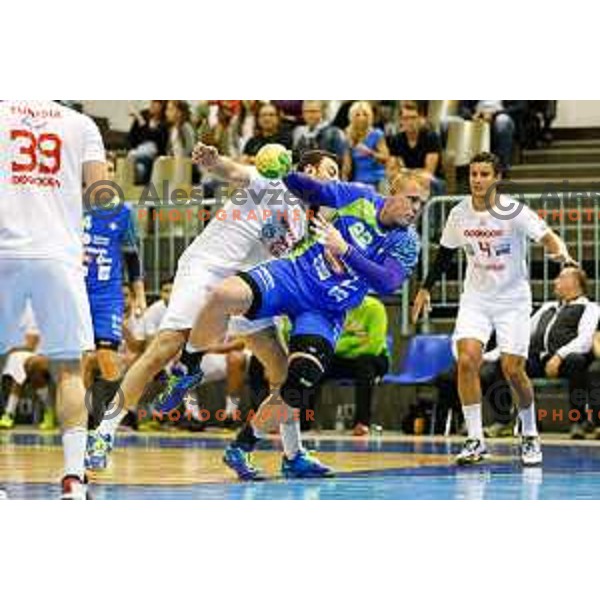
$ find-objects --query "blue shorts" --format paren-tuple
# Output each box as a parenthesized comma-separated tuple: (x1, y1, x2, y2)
(239, 259, 346, 349)
(88, 291, 124, 349)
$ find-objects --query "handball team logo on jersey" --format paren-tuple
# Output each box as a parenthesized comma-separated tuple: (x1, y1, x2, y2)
(483, 180, 525, 221)
(260, 213, 297, 257)
(83, 180, 125, 220)
(494, 243, 511, 256)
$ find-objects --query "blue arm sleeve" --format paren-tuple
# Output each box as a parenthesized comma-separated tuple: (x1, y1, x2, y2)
(283, 173, 368, 208)
(344, 248, 408, 295)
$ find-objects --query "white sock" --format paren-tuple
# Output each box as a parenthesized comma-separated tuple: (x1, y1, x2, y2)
(280, 420, 304, 459)
(225, 396, 239, 416)
(519, 403, 538, 437)
(184, 395, 201, 420)
(185, 342, 199, 354)
(5, 393, 20, 417)
(62, 426, 87, 480)
(97, 405, 127, 439)
(463, 404, 484, 442)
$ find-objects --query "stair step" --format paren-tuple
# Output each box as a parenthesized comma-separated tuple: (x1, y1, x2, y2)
(551, 127, 600, 141)
(500, 177, 600, 191)
(510, 162, 600, 178)
(551, 139, 600, 149)
(521, 147, 600, 164)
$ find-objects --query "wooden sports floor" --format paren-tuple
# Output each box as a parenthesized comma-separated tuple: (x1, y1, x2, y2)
(1, 428, 600, 499)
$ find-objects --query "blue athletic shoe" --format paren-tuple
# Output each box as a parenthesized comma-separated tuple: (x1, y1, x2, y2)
(281, 450, 335, 479)
(152, 368, 204, 414)
(84, 431, 113, 471)
(223, 445, 265, 481)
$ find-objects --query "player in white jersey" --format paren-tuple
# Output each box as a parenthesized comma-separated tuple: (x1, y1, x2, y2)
(0, 100, 107, 499)
(86, 143, 337, 478)
(413, 152, 573, 466)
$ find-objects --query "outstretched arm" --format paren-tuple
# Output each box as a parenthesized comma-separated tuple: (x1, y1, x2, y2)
(283, 172, 367, 208)
(540, 230, 576, 265)
(192, 142, 253, 187)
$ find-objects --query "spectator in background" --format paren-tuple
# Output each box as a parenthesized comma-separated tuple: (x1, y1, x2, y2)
(481, 267, 598, 439)
(342, 101, 389, 189)
(331, 101, 354, 130)
(292, 100, 347, 163)
(312, 297, 390, 436)
(444, 101, 526, 170)
(372, 101, 398, 135)
(142, 278, 174, 343)
(242, 102, 293, 163)
(127, 100, 168, 184)
(198, 100, 243, 159)
(586, 326, 600, 439)
(272, 101, 304, 127)
(386, 101, 445, 196)
(166, 100, 196, 158)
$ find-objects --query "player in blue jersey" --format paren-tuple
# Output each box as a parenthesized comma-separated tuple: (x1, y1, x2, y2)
(82, 202, 146, 424)
(170, 171, 426, 479)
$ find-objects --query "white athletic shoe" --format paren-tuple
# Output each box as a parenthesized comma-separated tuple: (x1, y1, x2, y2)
(455, 438, 490, 465)
(60, 476, 88, 500)
(520, 436, 543, 467)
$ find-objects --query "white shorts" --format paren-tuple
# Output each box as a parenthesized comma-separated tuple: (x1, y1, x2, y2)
(200, 349, 252, 384)
(160, 259, 275, 336)
(0, 259, 94, 360)
(453, 294, 532, 358)
(2, 350, 35, 385)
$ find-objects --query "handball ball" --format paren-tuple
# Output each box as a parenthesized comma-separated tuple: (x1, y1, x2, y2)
(255, 144, 292, 179)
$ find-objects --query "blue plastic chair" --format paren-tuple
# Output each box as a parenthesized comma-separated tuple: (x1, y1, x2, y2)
(383, 334, 454, 385)
(383, 334, 455, 435)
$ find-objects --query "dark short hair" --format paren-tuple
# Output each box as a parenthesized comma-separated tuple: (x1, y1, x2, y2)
(470, 152, 502, 176)
(297, 149, 339, 172)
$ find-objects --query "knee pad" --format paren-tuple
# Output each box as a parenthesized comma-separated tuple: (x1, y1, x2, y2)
(280, 335, 333, 409)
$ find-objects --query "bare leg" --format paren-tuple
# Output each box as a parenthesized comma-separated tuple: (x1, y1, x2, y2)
(242, 327, 288, 434)
(188, 276, 254, 351)
(95, 330, 186, 438)
(457, 339, 484, 407)
(53, 360, 88, 481)
(456, 339, 485, 441)
(96, 348, 122, 381)
(500, 353, 537, 436)
(82, 352, 98, 390)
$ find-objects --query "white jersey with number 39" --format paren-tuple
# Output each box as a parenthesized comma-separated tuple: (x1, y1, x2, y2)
(440, 195, 548, 301)
(0, 100, 106, 266)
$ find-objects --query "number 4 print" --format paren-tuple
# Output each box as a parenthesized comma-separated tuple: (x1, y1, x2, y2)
(478, 240, 492, 257)
(11, 130, 62, 174)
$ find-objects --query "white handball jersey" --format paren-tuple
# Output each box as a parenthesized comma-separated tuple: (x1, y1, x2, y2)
(440, 195, 549, 300)
(143, 299, 168, 338)
(0, 100, 106, 266)
(179, 169, 306, 274)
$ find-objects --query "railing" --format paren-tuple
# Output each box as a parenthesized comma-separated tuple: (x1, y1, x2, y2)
(129, 197, 223, 297)
(416, 193, 600, 332)
(128, 190, 600, 337)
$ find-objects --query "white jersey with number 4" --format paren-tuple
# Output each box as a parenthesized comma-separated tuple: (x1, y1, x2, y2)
(0, 100, 106, 266)
(440, 195, 548, 301)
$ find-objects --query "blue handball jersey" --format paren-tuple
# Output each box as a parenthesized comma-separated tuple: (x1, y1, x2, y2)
(284, 176, 420, 312)
(83, 204, 139, 296)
